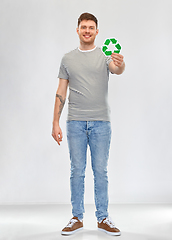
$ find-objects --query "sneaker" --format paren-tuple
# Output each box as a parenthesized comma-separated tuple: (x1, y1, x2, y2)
(61, 217, 83, 235)
(98, 217, 121, 236)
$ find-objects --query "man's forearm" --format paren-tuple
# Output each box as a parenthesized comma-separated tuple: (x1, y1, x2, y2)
(53, 93, 66, 125)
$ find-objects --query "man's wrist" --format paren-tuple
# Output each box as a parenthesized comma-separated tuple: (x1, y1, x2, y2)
(53, 120, 60, 126)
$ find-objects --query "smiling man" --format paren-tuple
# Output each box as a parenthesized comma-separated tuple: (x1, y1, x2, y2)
(52, 12, 125, 236)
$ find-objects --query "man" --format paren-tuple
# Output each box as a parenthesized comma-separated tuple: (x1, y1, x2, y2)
(52, 12, 125, 236)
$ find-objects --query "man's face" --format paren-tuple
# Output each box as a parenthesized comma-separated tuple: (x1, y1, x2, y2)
(77, 20, 99, 45)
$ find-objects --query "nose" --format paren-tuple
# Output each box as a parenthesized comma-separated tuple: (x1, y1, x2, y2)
(85, 27, 90, 33)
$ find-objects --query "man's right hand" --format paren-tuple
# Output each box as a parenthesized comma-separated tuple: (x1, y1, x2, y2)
(52, 123, 63, 145)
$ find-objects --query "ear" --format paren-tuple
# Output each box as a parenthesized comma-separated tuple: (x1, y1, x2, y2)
(96, 29, 99, 35)
(76, 27, 79, 35)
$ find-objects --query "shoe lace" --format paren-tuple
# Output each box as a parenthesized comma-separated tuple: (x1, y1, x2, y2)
(103, 217, 115, 228)
(66, 218, 78, 228)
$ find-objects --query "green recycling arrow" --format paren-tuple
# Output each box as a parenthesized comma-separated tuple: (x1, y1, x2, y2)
(102, 38, 121, 56)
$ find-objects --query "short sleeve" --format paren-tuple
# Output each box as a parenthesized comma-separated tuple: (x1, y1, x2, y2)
(105, 55, 113, 68)
(57, 57, 69, 80)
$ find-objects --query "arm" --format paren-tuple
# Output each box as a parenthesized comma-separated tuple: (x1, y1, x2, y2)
(109, 53, 125, 75)
(52, 78, 69, 145)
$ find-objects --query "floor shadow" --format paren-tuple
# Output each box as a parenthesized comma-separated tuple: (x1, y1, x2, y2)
(6, 229, 171, 240)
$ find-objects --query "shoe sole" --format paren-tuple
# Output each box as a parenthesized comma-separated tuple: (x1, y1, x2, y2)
(98, 227, 121, 236)
(61, 227, 83, 235)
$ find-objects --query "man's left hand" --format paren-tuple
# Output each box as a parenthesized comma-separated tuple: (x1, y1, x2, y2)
(111, 52, 124, 67)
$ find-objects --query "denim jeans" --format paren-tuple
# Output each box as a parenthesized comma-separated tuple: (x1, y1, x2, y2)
(66, 121, 111, 222)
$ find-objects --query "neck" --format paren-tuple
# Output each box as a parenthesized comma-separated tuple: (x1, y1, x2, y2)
(79, 41, 96, 51)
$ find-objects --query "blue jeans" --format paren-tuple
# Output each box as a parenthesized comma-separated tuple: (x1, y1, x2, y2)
(66, 121, 111, 222)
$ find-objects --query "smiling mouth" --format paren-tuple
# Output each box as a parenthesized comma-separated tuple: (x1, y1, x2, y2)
(83, 35, 91, 39)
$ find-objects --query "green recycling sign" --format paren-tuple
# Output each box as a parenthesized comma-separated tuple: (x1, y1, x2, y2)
(102, 38, 122, 56)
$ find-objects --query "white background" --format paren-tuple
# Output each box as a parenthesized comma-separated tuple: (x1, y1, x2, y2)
(0, 0, 172, 204)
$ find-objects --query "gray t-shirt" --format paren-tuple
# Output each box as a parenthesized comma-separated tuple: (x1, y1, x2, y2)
(58, 46, 113, 121)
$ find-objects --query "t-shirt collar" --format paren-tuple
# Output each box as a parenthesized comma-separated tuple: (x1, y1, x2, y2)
(78, 46, 97, 52)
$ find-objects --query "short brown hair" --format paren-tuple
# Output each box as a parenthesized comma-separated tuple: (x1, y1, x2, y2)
(78, 12, 98, 28)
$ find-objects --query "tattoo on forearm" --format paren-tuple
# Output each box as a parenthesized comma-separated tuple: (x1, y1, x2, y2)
(56, 94, 66, 116)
